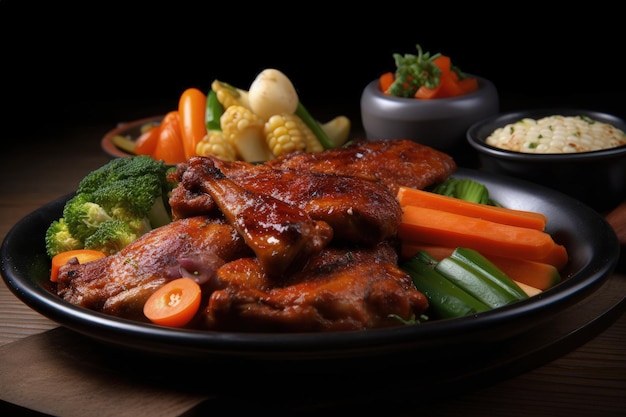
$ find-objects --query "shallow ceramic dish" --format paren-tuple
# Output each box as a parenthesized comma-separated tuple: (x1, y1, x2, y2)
(467, 108, 626, 212)
(1, 169, 619, 366)
(360, 76, 499, 157)
(101, 115, 162, 158)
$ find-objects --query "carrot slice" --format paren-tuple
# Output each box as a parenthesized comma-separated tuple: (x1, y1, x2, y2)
(396, 186, 548, 231)
(402, 244, 562, 290)
(398, 205, 563, 263)
(379, 71, 395, 94)
(143, 277, 202, 328)
(50, 249, 106, 282)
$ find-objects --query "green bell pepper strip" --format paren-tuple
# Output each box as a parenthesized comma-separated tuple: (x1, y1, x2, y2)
(450, 247, 529, 301)
(205, 89, 223, 131)
(435, 257, 523, 309)
(401, 252, 490, 319)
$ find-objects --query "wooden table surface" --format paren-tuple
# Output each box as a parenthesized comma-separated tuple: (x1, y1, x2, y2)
(0, 108, 624, 417)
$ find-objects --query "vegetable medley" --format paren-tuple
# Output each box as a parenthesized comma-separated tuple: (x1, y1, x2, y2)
(115, 69, 352, 165)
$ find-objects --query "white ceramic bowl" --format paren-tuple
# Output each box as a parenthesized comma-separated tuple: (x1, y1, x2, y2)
(360, 76, 499, 157)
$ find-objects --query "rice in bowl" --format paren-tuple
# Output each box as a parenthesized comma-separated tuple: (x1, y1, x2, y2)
(484, 115, 626, 154)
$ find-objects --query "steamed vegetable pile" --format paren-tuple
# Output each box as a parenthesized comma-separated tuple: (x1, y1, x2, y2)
(379, 44, 479, 99)
(114, 68, 352, 165)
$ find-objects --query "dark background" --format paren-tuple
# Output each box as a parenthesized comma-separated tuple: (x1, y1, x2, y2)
(2, 1, 624, 142)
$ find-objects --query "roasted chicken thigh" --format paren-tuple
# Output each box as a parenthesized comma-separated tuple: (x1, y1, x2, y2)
(170, 155, 404, 246)
(56, 216, 252, 320)
(204, 241, 428, 332)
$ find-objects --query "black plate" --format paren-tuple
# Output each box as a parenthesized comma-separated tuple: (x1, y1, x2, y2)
(0, 169, 620, 365)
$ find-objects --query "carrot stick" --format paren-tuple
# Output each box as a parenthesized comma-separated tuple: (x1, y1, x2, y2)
(379, 71, 395, 94)
(398, 205, 562, 262)
(397, 186, 548, 231)
(401, 243, 455, 261)
(483, 253, 562, 289)
(534, 243, 569, 271)
(402, 244, 562, 290)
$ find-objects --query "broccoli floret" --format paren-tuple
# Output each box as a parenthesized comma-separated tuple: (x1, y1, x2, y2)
(89, 175, 162, 236)
(92, 175, 163, 217)
(63, 193, 114, 242)
(431, 177, 501, 207)
(44, 156, 176, 259)
(45, 218, 84, 258)
(84, 219, 138, 256)
(80, 156, 173, 230)
(77, 155, 170, 195)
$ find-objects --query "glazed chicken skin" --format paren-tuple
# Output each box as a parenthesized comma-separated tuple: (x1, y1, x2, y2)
(265, 138, 457, 195)
(56, 216, 252, 320)
(203, 241, 428, 332)
(170, 155, 403, 246)
(193, 158, 334, 277)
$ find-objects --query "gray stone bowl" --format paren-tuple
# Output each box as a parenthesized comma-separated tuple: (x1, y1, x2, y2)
(360, 76, 499, 157)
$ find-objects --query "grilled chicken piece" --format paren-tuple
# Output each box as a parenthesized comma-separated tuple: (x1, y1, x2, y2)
(203, 242, 428, 332)
(194, 158, 334, 277)
(55, 139, 444, 331)
(266, 138, 457, 195)
(56, 216, 252, 320)
(170, 155, 403, 245)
